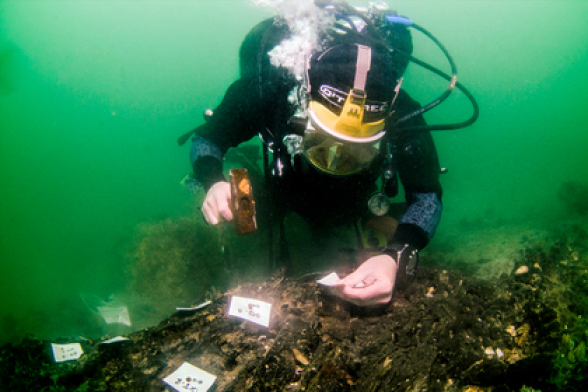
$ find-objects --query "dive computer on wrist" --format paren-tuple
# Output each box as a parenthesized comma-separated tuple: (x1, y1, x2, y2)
(384, 243, 419, 289)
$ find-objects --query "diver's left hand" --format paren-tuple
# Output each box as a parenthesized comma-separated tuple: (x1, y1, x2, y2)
(332, 254, 398, 307)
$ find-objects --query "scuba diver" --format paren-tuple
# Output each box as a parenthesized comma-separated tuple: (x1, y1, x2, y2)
(181, 1, 478, 307)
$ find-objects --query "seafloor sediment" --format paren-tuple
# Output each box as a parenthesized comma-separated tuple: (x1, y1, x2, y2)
(1, 226, 587, 392)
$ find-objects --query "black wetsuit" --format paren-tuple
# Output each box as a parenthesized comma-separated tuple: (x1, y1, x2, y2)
(190, 18, 443, 251)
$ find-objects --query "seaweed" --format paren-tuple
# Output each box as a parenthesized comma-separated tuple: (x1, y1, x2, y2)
(128, 214, 224, 315)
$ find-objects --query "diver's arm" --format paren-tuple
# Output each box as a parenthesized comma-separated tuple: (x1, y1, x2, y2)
(190, 137, 226, 191)
(189, 77, 262, 225)
(192, 18, 287, 222)
(393, 90, 443, 251)
(334, 93, 442, 306)
(333, 196, 440, 306)
(394, 128, 443, 250)
(394, 192, 442, 249)
(190, 136, 233, 224)
(331, 134, 442, 305)
(190, 76, 262, 189)
(192, 16, 289, 194)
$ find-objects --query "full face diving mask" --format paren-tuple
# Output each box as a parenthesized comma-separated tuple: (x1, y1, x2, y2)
(301, 43, 401, 176)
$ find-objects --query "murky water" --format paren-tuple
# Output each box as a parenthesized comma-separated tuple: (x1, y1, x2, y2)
(1, 0, 587, 344)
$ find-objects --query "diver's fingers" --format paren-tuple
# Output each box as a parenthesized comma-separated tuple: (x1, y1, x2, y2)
(201, 202, 218, 225)
(335, 279, 393, 306)
(212, 182, 233, 221)
(202, 181, 232, 224)
(216, 192, 233, 222)
(332, 254, 398, 307)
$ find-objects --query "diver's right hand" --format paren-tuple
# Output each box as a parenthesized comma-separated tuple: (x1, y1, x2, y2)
(201, 181, 233, 225)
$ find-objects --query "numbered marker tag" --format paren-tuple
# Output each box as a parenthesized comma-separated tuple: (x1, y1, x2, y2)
(163, 362, 216, 392)
(317, 272, 344, 287)
(228, 296, 271, 327)
(51, 343, 83, 362)
(97, 305, 131, 326)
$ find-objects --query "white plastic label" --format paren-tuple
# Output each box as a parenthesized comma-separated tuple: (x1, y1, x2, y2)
(176, 300, 212, 312)
(163, 362, 216, 392)
(51, 343, 83, 362)
(97, 305, 131, 326)
(101, 336, 131, 344)
(228, 296, 271, 327)
(317, 272, 343, 287)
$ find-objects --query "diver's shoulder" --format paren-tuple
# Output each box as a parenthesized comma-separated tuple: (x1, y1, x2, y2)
(396, 89, 422, 113)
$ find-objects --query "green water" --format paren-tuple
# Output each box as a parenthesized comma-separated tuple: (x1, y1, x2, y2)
(0, 0, 587, 344)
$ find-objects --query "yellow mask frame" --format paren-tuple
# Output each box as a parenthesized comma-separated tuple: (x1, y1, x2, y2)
(308, 92, 386, 140)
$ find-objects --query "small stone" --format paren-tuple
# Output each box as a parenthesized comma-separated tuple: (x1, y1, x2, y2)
(496, 348, 504, 359)
(426, 287, 435, 298)
(292, 348, 309, 365)
(515, 266, 529, 275)
(505, 325, 517, 337)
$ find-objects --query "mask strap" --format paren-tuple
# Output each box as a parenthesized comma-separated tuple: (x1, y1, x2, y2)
(354, 45, 371, 91)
